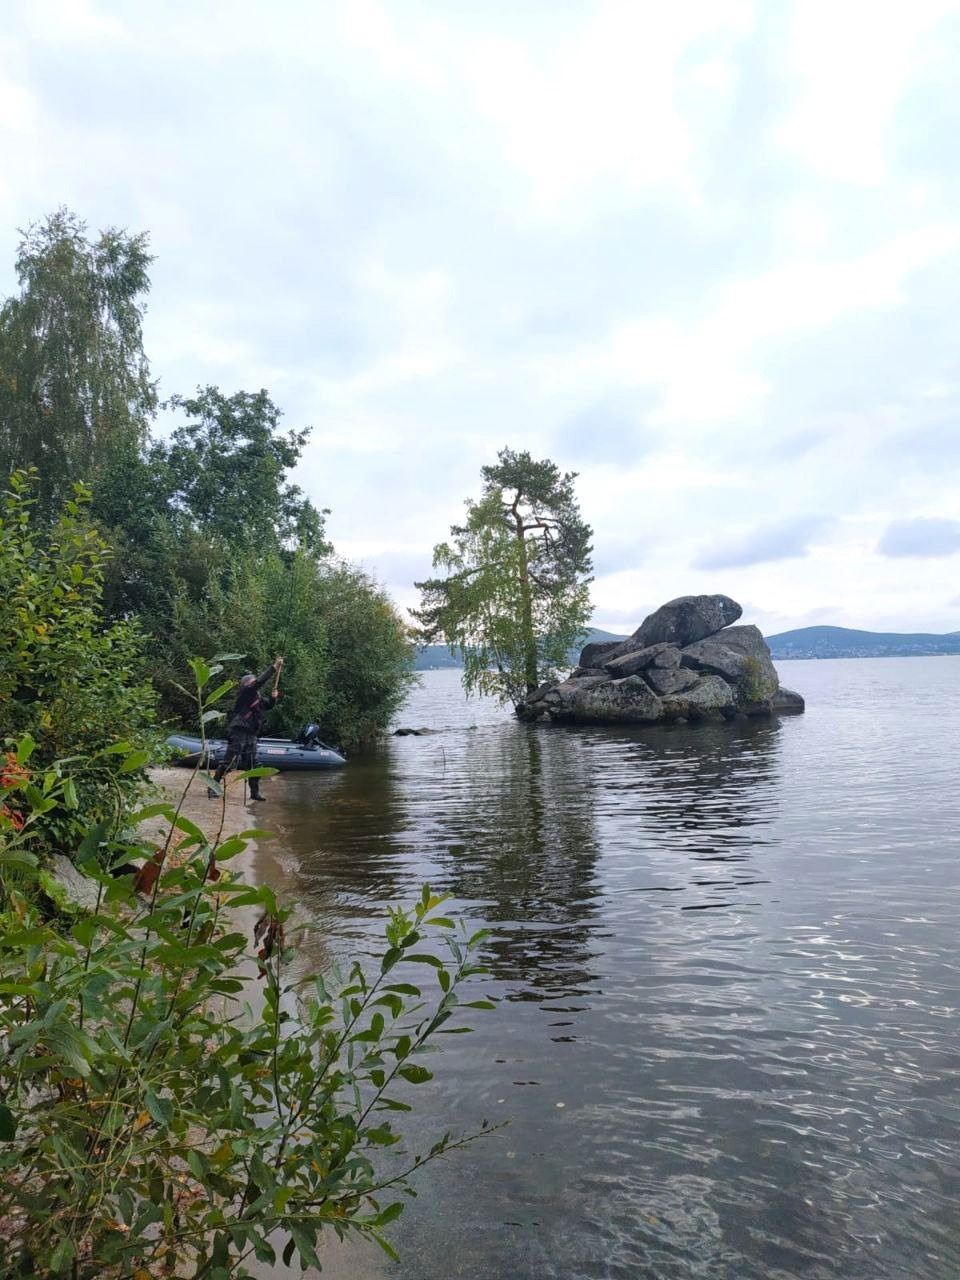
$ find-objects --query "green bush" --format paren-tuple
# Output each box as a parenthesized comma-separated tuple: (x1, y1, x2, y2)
(0, 660, 494, 1277)
(0, 470, 157, 855)
(737, 655, 777, 705)
(185, 553, 417, 752)
(305, 559, 417, 750)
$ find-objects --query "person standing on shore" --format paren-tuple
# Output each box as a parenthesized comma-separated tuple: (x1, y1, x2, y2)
(209, 657, 283, 801)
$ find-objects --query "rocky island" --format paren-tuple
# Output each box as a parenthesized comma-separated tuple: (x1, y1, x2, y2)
(518, 594, 805, 725)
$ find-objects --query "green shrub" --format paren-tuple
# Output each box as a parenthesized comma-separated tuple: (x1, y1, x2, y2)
(737, 655, 777, 705)
(0, 661, 494, 1277)
(0, 470, 157, 856)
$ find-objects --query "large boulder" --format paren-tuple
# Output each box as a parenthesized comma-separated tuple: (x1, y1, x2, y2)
(578, 639, 622, 668)
(604, 642, 677, 678)
(544, 674, 663, 724)
(631, 594, 742, 649)
(646, 664, 699, 696)
(519, 593, 803, 728)
(660, 675, 737, 720)
(680, 624, 778, 701)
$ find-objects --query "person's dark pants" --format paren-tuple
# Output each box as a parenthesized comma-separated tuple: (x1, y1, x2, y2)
(212, 730, 263, 798)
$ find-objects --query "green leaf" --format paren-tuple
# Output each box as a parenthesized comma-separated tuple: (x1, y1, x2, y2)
(399, 953, 444, 969)
(119, 749, 151, 773)
(204, 678, 235, 705)
(365, 1125, 402, 1146)
(15, 733, 36, 765)
(376, 1097, 412, 1112)
(133, 802, 175, 822)
(201, 709, 225, 724)
(45, 1022, 95, 1077)
(373, 993, 403, 1018)
(77, 821, 109, 860)
(372, 1230, 401, 1261)
(289, 1223, 321, 1268)
(0, 1102, 16, 1141)
(0, 850, 38, 869)
(143, 1087, 174, 1127)
(399, 1064, 433, 1084)
(215, 836, 247, 861)
(189, 658, 212, 689)
(374, 1201, 404, 1227)
(49, 1238, 76, 1272)
(62, 778, 78, 810)
(171, 814, 207, 844)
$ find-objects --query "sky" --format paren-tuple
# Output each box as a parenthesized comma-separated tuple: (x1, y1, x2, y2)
(2, 0, 960, 636)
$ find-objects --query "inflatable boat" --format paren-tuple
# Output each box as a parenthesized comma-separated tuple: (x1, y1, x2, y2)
(165, 724, 347, 771)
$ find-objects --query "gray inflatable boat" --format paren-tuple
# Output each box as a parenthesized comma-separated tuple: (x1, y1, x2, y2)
(165, 724, 347, 771)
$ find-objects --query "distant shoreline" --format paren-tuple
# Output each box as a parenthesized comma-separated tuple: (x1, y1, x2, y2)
(772, 651, 960, 660)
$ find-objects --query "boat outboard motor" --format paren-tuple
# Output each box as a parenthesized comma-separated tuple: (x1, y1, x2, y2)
(296, 723, 322, 748)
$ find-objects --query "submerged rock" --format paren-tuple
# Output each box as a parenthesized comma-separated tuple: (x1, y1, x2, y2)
(772, 686, 805, 714)
(518, 595, 804, 727)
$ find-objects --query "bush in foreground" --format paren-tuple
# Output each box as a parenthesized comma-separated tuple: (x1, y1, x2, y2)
(0, 660, 493, 1277)
(0, 470, 157, 857)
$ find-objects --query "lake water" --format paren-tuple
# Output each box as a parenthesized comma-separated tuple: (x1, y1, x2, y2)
(251, 658, 960, 1280)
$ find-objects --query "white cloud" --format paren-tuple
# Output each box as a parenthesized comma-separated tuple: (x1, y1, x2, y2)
(3, 0, 960, 633)
(536, 224, 960, 427)
(777, 0, 959, 184)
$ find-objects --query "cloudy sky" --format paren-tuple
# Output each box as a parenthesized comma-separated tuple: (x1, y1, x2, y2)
(2, 0, 959, 635)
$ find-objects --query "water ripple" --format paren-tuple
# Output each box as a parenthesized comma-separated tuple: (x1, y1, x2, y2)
(269, 658, 960, 1279)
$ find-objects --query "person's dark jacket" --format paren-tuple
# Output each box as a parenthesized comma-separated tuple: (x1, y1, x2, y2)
(227, 666, 278, 737)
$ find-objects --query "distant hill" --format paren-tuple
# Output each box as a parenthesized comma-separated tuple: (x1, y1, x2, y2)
(416, 624, 960, 667)
(412, 643, 461, 671)
(412, 628, 628, 671)
(767, 625, 960, 659)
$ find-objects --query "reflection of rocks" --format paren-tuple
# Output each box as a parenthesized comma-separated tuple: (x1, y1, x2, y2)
(520, 595, 805, 726)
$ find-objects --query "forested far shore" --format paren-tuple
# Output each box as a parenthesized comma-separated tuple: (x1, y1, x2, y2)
(414, 624, 960, 669)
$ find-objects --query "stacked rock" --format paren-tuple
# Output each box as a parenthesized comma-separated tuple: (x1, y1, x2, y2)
(518, 594, 805, 725)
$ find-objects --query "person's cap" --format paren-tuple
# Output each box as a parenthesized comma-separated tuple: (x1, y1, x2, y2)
(240, 673, 257, 686)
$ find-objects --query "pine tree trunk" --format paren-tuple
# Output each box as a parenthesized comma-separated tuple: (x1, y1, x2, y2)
(515, 516, 538, 696)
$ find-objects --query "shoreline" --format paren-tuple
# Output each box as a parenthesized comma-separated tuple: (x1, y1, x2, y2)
(145, 766, 385, 1280)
